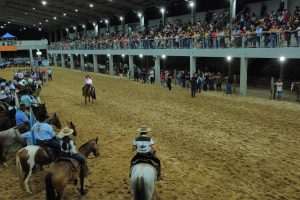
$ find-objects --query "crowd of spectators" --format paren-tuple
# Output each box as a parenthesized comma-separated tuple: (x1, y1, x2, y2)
(50, 3, 300, 50)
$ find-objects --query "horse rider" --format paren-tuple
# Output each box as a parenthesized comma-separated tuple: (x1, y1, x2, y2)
(20, 89, 32, 108)
(57, 128, 90, 177)
(22, 110, 61, 153)
(15, 103, 30, 126)
(131, 125, 162, 180)
(82, 75, 93, 95)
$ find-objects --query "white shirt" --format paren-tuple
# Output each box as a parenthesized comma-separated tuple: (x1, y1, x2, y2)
(60, 140, 77, 155)
(149, 70, 155, 78)
(133, 135, 154, 154)
(85, 78, 92, 85)
(275, 82, 283, 92)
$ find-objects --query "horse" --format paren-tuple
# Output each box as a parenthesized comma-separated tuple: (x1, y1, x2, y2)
(45, 137, 100, 200)
(0, 113, 61, 166)
(291, 82, 300, 102)
(131, 162, 157, 200)
(83, 85, 96, 105)
(16, 121, 76, 194)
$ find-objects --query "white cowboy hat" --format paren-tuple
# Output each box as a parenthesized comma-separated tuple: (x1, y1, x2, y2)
(137, 125, 152, 133)
(57, 127, 74, 138)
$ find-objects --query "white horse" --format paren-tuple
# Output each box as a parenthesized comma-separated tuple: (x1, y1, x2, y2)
(130, 163, 157, 200)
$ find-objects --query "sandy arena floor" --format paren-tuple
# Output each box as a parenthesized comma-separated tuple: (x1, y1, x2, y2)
(0, 67, 299, 200)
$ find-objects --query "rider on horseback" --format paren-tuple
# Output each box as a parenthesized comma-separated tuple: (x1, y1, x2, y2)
(57, 128, 90, 177)
(131, 126, 162, 180)
(15, 103, 30, 126)
(82, 75, 92, 96)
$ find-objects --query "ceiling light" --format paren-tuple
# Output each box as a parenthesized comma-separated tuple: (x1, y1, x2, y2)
(75, 9, 79, 12)
(7, 21, 11, 24)
(122, 54, 125, 58)
(45, 19, 49, 22)
(82, 25, 85, 28)
(33, 24, 36, 27)
(93, 22, 96, 26)
(23, 27, 26, 30)
(25, 12, 28, 15)
(105, 19, 108, 24)
(120, 16, 123, 21)
(138, 13, 142, 17)
(189, 2, 194, 8)
(42, 1, 47, 5)
(139, 54, 143, 58)
(73, 26, 76, 30)
(279, 56, 286, 62)
(0, 26, 4, 29)
(39, 22, 42, 25)
(89, 4, 94, 8)
(160, 8, 165, 14)
(32, 7, 36, 10)
(53, 16, 57, 20)
(227, 56, 232, 61)
(4, 24, 6, 26)
(38, 28, 42, 31)
(162, 54, 166, 59)
(65, 28, 69, 31)
(63, 13, 67, 16)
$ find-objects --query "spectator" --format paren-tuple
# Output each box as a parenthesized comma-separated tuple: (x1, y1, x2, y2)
(275, 79, 283, 99)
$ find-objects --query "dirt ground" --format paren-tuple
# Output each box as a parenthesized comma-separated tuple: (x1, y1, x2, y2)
(0, 67, 299, 200)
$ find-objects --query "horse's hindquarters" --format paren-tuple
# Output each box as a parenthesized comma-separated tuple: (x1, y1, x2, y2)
(131, 164, 157, 200)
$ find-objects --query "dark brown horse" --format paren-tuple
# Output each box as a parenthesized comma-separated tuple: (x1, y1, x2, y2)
(45, 137, 100, 200)
(83, 85, 96, 105)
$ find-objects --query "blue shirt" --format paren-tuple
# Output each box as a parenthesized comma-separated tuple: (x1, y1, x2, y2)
(16, 110, 29, 126)
(20, 95, 31, 107)
(31, 122, 55, 141)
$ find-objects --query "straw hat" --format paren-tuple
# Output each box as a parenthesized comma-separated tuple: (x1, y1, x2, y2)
(137, 125, 152, 133)
(57, 127, 74, 138)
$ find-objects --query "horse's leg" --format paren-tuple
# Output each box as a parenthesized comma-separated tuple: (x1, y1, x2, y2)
(80, 170, 85, 195)
(85, 96, 87, 105)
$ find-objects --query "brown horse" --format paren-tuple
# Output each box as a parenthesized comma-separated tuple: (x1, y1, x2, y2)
(45, 137, 100, 200)
(0, 113, 61, 166)
(83, 85, 96, 105)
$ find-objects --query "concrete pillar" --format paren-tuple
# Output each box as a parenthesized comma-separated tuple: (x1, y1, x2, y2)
(29, 49, 34, 65)
(109, 55, 114, 76)
(129, 55, 134, 79)
(54, 30, 58, 42)
(284, 0, 288, 10)
(54, 54, 58, 67)
(70, 54, 74, 69)
(190, 56, 196, 78)
(240, 57, 248, 96)
(140, 15, 145, 30)
(80, 54, 85, 71)
(93, 54, 98, 73)
(60, 29, 64, 41)
(49, 32, 52, 43)
(191, 5, 195, 24)
(230, 0, 237, 21)
(46, 51, 50, 61)
(155, 56, 161, 83)
(61, 54, 65, 68)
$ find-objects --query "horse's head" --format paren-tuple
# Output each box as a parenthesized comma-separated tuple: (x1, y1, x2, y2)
(91, 137, 100, 157)
(79, 137, 100, 158)
(52, 113, 62, 129)
(67, 121, 77, 137)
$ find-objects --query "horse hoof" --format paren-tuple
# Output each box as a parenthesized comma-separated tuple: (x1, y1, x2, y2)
(80, 190, 86, 195)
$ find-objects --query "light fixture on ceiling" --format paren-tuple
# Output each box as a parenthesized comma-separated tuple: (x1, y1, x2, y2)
(89, 3, 94, 8)
(63, 13, 67, 16)
(53, 16, 57, 20)
(82, 24, 85, 28)
(0, 26, 4, 29)
(39, 22, 42, 25)
(7, 21, 11, 24)
(38, 28, 42, 31)
(32, 7, 36, 10)
(138, 12, 142, 17)
(45, 19, 49, 22)
(105, 19, 108, 24)
(25, 12, 28, 15)
(23, 27, 26, 30)
(119, 16, 123, 21)
(42, 1, 47, 5)
(160, 8, 165, 14)
(75, 9, 79, 12)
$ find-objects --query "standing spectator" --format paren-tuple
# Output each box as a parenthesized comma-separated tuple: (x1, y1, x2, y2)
(196, 73, 203, 93)
(190, 74, 197, 98)
(226, 75, 234, 94)
(149, 68, 155, 84)
(48, 68, 52, 81)
(275, 79, 283, 99)
(215, 72, 222, 91)
(160, 71, 165, 87)
(166, 72, 172, 91)
(134, 67, 139, 82)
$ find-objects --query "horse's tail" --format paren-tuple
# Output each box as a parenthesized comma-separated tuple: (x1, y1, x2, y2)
(135, 176, 146, 200)
(16, 149, 28, 192)
(45, 172, 56, 200)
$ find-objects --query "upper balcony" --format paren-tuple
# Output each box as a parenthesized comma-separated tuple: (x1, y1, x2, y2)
(0, 40, 48, 50)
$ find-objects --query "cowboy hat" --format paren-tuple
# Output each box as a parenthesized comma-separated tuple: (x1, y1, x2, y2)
(57, 127, 74, 138)
(137, 125, 152, 133)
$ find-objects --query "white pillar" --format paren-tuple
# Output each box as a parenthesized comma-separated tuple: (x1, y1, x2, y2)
(284, 0, 288, 10)
(54, 54, 58, 67)
(61, 54, 65, 68)
(80, 54, 85, 71)
(129, 55, 134, 79)
(29, 49, 34, 65)
(190, 56, 196, 78)
(155, 56, 161, 83)
(70, 54, 74, 69)
(230, 0, 237, 21)
(191, 5, 195, 24)
(140, 16, 145, 30)
(54, 30, 58, 42)
(46, 51, 50, 61)
(240, 57, 248, 96)
(93, 55, 98, 73)
(109, 55, 114, 76)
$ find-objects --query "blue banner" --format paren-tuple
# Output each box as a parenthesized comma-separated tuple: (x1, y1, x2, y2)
(29, 107, 36, 145)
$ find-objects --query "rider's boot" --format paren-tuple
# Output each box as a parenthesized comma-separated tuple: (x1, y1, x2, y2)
(81, 164, 91, 177)
(157, 166, 163, 181)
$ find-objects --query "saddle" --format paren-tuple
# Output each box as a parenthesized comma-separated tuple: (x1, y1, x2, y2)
(36, 140, 56, 160)
(131, 158, 159, 173)
(56, 157, 79, 172)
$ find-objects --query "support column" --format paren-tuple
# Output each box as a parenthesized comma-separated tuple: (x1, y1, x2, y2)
(140, 15, 145, 30)
(61, 54, 65, 68)
(80, 54, 85, 71)
(240, 57, 248, 96)
(155, 56, 161, 83)
(93, 54, 98, 73)
(109, 55, 114, 76)
(60, 29, 64, 41)
(284, 0, 288, 10)
(54, 30, 58, 42)
(0, 52, 2, 59)
(46, 51, 50, 61)
(48, 32, 52, 43)
(230, 0, 237, 21)
(191, 4, 195, 24)
(70, 54, 74, 69)
(54, 54, 58, 67)
(129, 55, 134, 79)
(190, 56, 196, 78)
(29, 49, 34, 65)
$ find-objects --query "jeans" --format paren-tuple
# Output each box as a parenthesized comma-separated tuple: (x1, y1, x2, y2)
(60, 152, 86, 165)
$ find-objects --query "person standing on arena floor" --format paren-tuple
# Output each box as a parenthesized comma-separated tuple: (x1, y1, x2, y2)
(160, 71, 165, 87)
(166, 72, 172, 91)
(48, 68, 52, 81)
(275, 79, 283, 99)
(149, 68, 155, 84)
(190, 73, 197, 98)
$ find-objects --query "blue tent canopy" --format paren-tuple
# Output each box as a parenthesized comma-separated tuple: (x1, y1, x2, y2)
(1, 32, 16, 39)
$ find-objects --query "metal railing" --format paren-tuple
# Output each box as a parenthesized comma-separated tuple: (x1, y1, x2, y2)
(49, 32, 300, 51)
